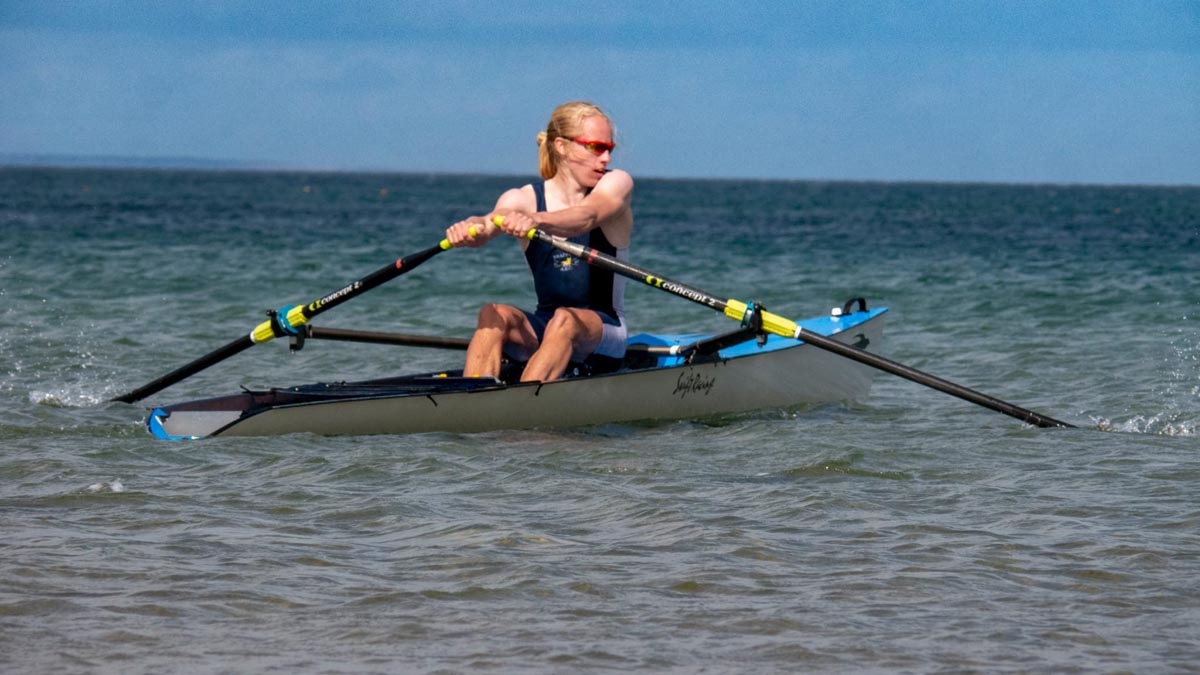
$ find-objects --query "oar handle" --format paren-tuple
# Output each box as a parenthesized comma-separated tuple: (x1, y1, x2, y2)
(439, 223, 478, 250)
(491, 215, 537, 240)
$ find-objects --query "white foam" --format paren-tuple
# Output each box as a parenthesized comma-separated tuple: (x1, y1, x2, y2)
(30, 388, 106, 408)
(1094, 414, 1196, 437)
(86, 479, 127, 493)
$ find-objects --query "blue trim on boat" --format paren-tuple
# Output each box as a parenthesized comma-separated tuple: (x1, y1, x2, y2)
(148, 407, 202, 440)
(628, 306, 886, 367)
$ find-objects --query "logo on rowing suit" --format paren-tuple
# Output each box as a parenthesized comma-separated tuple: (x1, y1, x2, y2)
(673, 370, 716, 399)
(852, 333, 870, 349)
(553, 250, 578, 272)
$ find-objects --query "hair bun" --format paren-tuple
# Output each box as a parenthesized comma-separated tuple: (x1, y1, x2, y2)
(536, 131, 548, 146)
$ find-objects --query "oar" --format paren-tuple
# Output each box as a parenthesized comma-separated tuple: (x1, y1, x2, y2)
(112, 234, 469, 404)
(297, 325, 681, 356)
(498, 217, 1074, 429)
(299, 326, 472, 351)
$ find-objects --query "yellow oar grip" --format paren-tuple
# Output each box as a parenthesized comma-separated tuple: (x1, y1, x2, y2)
(492, 215, 536, 239)
(439, 225, 480, 250)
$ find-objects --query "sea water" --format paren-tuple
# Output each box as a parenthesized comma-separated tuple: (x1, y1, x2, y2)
(1, 167, 1198, 673)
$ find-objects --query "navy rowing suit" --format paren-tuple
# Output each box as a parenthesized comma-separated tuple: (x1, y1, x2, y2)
(517, 179, 628, 367)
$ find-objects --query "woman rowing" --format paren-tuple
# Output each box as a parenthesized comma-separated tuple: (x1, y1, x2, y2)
(445, 101, 634, 382)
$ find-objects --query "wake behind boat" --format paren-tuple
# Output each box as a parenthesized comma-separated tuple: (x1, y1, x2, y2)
(148, 304, 887, 439)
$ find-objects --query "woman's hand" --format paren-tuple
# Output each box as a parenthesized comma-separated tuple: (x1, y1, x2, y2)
(490, 210, 536, 239)
(445, 217, 493, 248)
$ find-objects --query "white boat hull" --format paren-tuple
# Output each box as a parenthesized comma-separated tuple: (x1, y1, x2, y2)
(150, 309, 886, 438)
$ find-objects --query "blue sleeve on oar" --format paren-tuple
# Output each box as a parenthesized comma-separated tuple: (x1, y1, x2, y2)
(272, 305, 303, 336)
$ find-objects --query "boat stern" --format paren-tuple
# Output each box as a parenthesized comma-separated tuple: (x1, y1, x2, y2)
(146, 393, 259, 440)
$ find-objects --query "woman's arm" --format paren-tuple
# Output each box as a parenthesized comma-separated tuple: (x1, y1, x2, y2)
(445, 186, 535, 248)
(490, 171, 634, 248)
(533, 170, 633, 246)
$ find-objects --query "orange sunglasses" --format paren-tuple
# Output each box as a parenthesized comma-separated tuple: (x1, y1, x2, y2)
(570, 137, 616, 155)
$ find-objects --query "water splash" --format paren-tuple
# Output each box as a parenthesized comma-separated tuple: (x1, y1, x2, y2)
(1094, 414, 1195, 437)
(1100, 314, 1200, 436)
(29, 388, 108, 408)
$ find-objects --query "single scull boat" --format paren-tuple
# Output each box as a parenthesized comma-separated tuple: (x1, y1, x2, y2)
(118, 224, 1073, 435)
(148, 302, 887, 439)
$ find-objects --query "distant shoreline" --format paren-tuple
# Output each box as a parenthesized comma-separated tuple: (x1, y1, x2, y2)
(0, 153, 286, 172)
(2, 153, 1196, 189)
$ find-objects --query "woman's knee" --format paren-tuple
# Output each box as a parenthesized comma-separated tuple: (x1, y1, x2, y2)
(546, 308, 583, 335)
(476, 303, 515, 329)
(546, 310, 603, 352)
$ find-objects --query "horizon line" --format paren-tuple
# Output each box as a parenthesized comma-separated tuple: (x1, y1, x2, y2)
(2, 152, 1196, 190)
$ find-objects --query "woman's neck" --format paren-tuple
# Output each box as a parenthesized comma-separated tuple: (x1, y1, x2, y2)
(547, 171, 589, 207)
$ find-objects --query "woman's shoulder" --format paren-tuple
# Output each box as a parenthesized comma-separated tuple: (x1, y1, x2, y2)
(596, 169, 634, 198)
(494, 183, 538, 211)
(601, 169, 633, 186)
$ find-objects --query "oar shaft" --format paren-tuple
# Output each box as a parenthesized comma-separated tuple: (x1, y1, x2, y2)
(299, 325, 678, 355)
(526, 230, 796, 334)
(248, 241, 452, 343)
(304, 242, 451, 320)
(528, 230, 730, 312)
(523, 228, 1073, 429)
(112, 239, 454, 404)
(304, 326, 472, 350)
(112, 336, 253, 404)
(787, 328, 1075, 428)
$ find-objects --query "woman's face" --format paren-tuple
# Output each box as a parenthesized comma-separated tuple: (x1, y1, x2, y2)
(557, 116, 613, 188)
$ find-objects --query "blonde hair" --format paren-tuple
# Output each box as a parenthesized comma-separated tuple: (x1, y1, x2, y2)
(536, 101, 613, 179)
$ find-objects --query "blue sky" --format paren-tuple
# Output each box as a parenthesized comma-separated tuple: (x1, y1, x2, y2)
(2, 1, 1197, 184)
